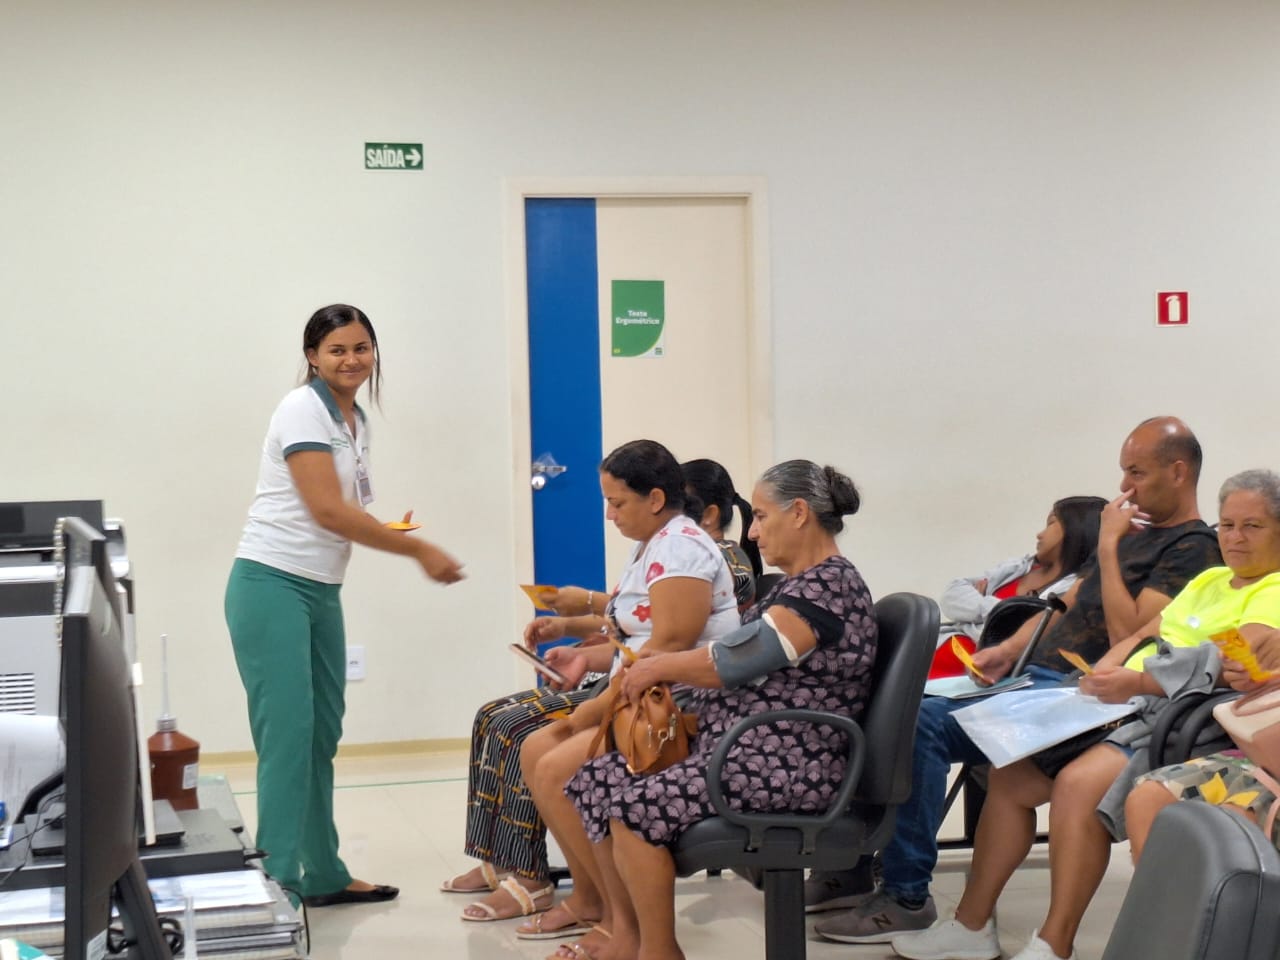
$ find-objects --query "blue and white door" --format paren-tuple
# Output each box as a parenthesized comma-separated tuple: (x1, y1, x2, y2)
(519, 191, 767, 597)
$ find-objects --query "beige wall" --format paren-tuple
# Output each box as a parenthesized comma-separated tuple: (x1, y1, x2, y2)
(3, 0, 1277, 751)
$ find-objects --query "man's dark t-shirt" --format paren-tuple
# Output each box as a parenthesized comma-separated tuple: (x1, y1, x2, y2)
(1030, 520, 1223, 670)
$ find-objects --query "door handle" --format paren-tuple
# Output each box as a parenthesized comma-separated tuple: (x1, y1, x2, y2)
(531, 453, 568, 490)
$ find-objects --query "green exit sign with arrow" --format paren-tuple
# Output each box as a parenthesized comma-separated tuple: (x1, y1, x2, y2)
(364, 142, 423, 171)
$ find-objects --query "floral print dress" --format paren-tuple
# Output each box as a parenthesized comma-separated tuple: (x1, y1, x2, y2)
(565, 555, 878, 846)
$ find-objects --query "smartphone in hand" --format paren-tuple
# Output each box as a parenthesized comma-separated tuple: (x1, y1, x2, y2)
(509, 643, 569, 686)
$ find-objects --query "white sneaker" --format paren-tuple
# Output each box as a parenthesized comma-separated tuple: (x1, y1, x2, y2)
(891, 916, 1001, 960)
(1009, 930, 1078, 960)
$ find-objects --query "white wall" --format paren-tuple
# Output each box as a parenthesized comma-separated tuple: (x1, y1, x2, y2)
(3, 0, 1277, 752)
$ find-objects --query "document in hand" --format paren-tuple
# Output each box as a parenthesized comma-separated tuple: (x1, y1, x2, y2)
(953, 687, 1139, 768)
(922, 673, 1034, 701)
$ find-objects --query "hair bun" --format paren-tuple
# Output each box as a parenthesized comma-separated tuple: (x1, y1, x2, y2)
(824, 466, 861, 517)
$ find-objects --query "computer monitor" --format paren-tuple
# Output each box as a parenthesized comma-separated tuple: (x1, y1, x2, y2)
(58, 516, 168, 960)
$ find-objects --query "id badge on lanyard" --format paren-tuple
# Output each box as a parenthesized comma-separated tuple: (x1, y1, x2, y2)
(356, 461, 374, 506)
(346, 422, 374, 506)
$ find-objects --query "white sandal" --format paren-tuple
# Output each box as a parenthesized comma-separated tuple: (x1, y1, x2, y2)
(440, 861, 509, 894)
(516, 901, 599, 940)
(460, 875, 555, 922)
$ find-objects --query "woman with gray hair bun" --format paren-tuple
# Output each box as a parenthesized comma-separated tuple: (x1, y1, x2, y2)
(533, 458, 877, 960)
(759, 459, 862, 533)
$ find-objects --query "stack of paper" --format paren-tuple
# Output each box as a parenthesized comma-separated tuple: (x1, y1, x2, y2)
(922, 673, 1034, 700)
(0, 871, 302, 959)
(954, 687, 1139, 767)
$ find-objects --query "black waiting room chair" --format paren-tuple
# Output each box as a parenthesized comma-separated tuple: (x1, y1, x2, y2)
(671, 592, 939, 960)
(1101, 800, 1280, 960)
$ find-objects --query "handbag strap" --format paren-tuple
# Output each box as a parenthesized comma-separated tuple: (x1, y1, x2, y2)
(1227, 681, 1280, 717)
(1246, 764, 1280, 840)
(585, 678, 624, 761)
(582, 633, 640, 760)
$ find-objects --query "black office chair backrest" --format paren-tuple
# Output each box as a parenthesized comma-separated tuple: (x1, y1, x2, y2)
(977, 595, 1050, 646)
(1102, 801, 1280, 960)
(857, 592, 939, 807)
(753, 572, 785, 601)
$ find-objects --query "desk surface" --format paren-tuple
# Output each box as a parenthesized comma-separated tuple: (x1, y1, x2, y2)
(0, 807, 248, 892)
(197, 774, 245, 833)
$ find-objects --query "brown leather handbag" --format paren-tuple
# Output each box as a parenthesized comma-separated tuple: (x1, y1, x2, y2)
(586, 640, 698, 775)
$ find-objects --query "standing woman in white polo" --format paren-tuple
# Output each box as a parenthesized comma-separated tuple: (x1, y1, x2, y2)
(226, 303, 464, 907)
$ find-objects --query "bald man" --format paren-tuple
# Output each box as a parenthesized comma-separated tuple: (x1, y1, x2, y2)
(813, 416, 1223, 944)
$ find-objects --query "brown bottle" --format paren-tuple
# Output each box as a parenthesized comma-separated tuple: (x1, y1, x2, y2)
(148, 716, 200, 810)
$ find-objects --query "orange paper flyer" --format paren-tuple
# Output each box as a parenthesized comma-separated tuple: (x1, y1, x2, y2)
(520, 584, 557, 611)
(950, 634, 989, 683)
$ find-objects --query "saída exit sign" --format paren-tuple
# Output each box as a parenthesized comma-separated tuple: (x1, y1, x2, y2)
(364, 142, 423, 171)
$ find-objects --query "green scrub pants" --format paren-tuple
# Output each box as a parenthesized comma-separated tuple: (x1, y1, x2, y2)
(226, 558, 352, 898)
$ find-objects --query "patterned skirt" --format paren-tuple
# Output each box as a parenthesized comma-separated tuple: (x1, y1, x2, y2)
(464, 685, 594, 877)
(565, 691, 849, 848)
(1135, 751, 1280, 846)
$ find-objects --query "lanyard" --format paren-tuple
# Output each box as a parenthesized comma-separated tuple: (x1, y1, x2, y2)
(343, 418, 373, 506)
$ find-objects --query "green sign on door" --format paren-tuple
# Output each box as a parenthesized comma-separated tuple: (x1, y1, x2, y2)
(611, 280, 665, 358)
(364, 142, 423, 170)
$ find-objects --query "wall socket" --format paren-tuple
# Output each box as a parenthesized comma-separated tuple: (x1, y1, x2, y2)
(346, 645, 366, 681)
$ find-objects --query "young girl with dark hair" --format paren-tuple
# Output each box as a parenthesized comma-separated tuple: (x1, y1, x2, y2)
(682, 458, 762, 610)
(938, 496, 1107, 645)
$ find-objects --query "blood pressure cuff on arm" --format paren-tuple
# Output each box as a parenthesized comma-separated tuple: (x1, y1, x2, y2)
(710, 613, 804, 689)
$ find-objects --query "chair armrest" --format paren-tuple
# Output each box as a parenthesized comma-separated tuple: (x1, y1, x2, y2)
(974, 594, 1066, 677)
(704, 708, 866, 854)
(1009, 593, 1067, 678)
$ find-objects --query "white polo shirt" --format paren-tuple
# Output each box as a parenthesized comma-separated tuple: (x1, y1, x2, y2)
(235, 379, 370, 584)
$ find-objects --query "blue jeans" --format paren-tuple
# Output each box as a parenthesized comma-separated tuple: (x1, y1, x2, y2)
(880, 666, 1066, 901)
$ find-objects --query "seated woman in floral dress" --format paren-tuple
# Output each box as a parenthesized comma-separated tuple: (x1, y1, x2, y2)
(528, 459, 878, 960)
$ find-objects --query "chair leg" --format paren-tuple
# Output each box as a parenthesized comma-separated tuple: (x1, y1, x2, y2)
(962, 771, 987, 844)
(761, 868, 806, 960)
(942, 763, 969, 821)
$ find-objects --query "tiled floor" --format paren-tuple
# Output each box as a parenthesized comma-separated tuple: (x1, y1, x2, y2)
(215, 750, 1133, 960)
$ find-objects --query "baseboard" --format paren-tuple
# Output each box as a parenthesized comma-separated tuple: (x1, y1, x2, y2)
(202, 737, 470, 766)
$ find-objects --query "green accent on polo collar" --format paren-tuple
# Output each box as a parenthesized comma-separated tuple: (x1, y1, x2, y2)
(308, 377, 366, 425)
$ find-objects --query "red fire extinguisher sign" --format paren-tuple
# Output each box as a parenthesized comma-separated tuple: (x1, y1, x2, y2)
(1157, 292, 1189, 326)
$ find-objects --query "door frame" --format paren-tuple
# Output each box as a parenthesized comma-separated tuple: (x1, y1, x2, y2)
(503, 176, 774, 584)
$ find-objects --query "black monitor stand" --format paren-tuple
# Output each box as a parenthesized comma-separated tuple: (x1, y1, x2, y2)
(102, 859, 171, 960)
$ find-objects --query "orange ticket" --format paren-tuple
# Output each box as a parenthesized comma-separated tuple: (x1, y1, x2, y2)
(1211, 628, 1275, 682)
(950, 634, 988, 683)
(1059, 649, 1094, 675)
(520, 584, 558, 611)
